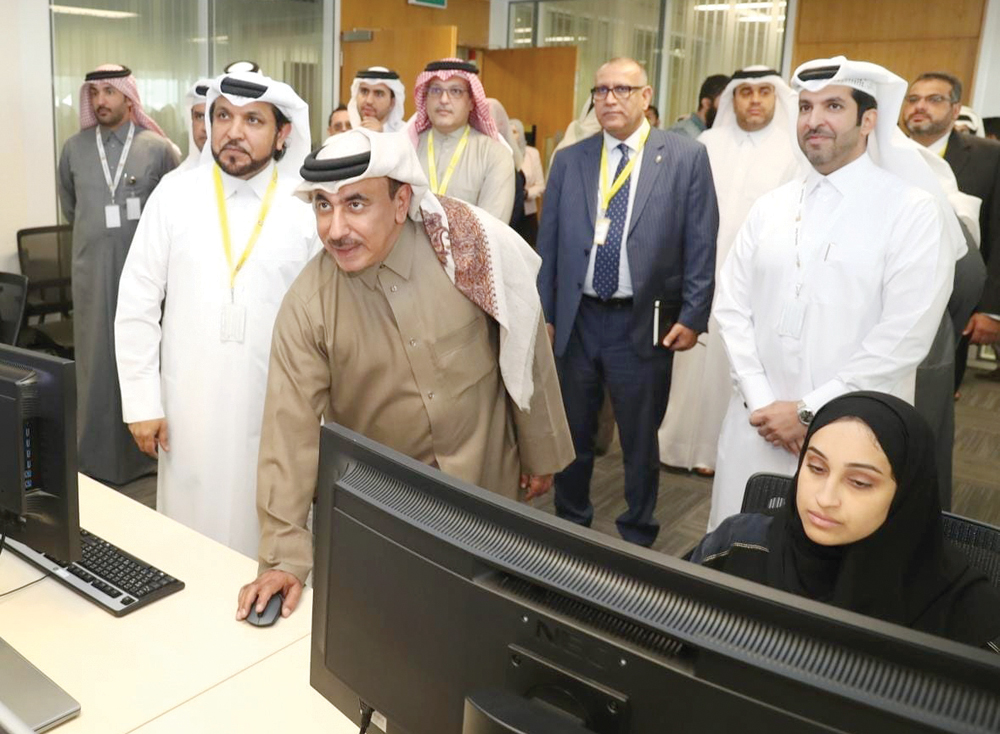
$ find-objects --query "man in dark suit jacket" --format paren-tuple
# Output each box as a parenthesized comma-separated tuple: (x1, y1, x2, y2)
(537, 57, 719, 546)
(903, 73, 1000, 384)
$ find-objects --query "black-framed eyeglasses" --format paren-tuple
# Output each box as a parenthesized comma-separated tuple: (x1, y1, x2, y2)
(591, 85, 644, 100)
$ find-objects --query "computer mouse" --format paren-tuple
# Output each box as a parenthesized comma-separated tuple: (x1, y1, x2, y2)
(246, 593, 283, 627)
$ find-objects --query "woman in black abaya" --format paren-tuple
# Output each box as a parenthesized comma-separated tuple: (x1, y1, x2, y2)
(689, 391, 1000, 650)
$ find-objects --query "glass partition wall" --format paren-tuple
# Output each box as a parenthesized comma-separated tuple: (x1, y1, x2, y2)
(507, 0, 787, 126)
(50, 0, 329, 161)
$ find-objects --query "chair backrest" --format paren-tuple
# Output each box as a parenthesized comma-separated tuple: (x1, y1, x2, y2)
(741, 472, 1000, 588)
(0, 272, 29, 345)
(16, 226, 73, 310)
(741, 472, 794, 516)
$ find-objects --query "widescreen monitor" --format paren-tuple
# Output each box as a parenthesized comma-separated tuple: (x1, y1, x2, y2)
(0, 344, 79, 563)
(311, 424, 1000, 734)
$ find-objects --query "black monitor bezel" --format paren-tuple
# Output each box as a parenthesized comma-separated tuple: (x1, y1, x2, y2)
(311, 422, 1000, 733)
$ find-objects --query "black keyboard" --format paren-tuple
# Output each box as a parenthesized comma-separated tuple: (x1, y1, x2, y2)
(4, 529, 184, 616)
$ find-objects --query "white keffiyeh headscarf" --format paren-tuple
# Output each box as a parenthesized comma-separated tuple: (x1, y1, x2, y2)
(347, 67, 406, 132)
(792, 56, 966, 260)
(201, 71, 312, 183)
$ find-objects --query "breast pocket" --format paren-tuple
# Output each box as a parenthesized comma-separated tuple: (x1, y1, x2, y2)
(431, 314, 497, 399)
(810, 242, 882, 306)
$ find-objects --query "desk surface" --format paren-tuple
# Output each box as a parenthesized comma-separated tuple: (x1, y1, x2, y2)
(0, 475, 343, 733)
(133, 638, 356, 733)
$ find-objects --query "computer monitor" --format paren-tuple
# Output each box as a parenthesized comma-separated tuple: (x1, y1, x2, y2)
(0, 344, 79, 564)
(311, 424, 1000, 734)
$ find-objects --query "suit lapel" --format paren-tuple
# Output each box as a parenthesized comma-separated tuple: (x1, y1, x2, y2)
(579, 135, 602, 225)
(944, 129, 972, 177)
(628, 131, 665, 236)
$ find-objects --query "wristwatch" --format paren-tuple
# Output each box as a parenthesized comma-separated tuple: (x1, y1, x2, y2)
(796, 400, 814, 426)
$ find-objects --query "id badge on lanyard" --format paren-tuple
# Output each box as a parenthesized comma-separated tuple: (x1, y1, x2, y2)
(220, 303, 247, 343)
(214, 165, 280, 343)
(97, 121, 135, 229)
(594, 216, 611, 246)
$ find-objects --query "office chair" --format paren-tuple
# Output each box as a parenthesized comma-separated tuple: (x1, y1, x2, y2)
(16, 225, 74, 357)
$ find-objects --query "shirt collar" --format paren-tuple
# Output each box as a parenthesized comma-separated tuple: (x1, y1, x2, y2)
(100, 121, 132, 145)
(430, 124, 470, 141)
(603, 118, 650, 155)
(926, 132, 950, 157)
(218, 160, 276, 200)
(804, 149, 875, 198)
(355, 218, 416, 289)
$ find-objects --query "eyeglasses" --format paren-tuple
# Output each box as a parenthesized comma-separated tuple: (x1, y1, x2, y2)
(427, 86, 467, 99)
(905, 94, 953, 106)
(591, 85, 644, 100)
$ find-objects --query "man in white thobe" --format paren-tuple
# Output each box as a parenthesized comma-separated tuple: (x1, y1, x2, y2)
(161, 78, 212, 182)
(346, 66, 406, 133)
(114, 71, 320, 556)
(708, 57, 960, 530)
(659, 67, 803, 474)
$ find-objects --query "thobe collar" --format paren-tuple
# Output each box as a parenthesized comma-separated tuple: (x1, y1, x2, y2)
(429, 124, 472, 141)
(735, 123, 772, 148)
(100, 121, 133, 144)
(356, 218, 416, 290)
(804, 149, 875, 198)
(602, 118, 650, 156)
(218, 160, 276, 201)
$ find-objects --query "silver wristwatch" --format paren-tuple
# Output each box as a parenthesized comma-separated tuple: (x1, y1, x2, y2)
(796, 400, 814, 426)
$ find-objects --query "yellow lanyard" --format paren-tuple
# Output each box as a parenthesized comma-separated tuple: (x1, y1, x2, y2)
(599, 125, 650, 213)
(427, 125, 471, 196)
(213, 164, 279, 291)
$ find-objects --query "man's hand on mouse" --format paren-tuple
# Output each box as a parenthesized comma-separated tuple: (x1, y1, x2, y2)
(236, 569, 303, 621)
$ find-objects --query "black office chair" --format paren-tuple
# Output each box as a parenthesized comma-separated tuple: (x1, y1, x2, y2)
(741, 473, 1000, 588)
(17, 225, 74, 357)
(0, 272, 29, 345)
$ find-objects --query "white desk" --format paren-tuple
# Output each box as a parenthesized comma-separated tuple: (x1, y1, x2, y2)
(0, 475, 351, 733)
(133, 638, 355, 732)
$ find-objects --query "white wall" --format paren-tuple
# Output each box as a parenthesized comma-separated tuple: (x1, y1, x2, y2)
(974, 0, 1000, 116)
(1, 0, 58, 274)
(489, 0, 511, 48)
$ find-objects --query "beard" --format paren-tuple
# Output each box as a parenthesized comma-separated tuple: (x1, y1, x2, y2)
(904, 113, 952, 139)
(799, 126, 860, 171)
(212, 143, 273, 178)
(96, 105, 128, 128)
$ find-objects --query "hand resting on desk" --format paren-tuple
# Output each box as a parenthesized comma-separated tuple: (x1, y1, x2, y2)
(237, 569, 303, 622)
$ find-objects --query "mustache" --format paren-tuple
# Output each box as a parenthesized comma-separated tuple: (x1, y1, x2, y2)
(221, 142, 250, 155)
(326, 237, 362, 250)
(802, 127, 834, 138)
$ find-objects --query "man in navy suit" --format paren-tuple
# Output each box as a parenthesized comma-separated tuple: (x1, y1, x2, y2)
(537, 57, 719, 546)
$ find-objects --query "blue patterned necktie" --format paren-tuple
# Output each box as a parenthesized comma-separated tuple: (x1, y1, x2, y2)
(593, 142, 631, 300)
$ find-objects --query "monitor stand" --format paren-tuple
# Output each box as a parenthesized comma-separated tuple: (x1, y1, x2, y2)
(0, 636, 80, 732)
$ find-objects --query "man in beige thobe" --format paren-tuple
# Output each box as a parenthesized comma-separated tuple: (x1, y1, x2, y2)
(409, 58, 515, 222)
(236, 129, 574, 620)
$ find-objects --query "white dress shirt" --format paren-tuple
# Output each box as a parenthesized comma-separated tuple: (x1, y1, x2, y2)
(582, 119, 650, 298)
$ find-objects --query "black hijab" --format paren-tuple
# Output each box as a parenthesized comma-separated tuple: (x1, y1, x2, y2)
(764, 391, 1000, 646)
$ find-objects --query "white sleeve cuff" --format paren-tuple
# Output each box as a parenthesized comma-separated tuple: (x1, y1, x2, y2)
(741, 374, 777, 413)
(802, 379, 848, 414)
(120, 377, 165, 424)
